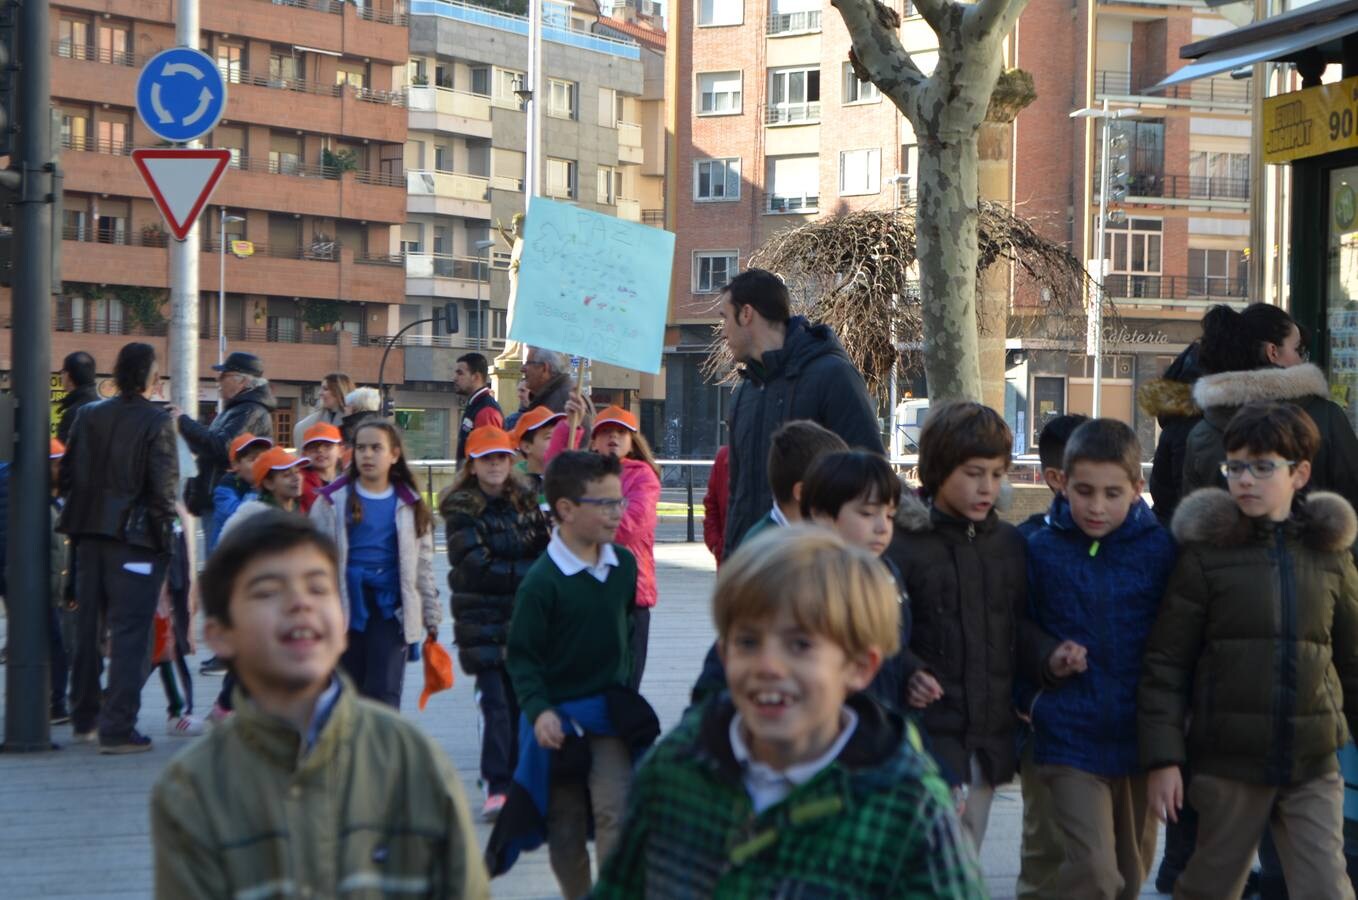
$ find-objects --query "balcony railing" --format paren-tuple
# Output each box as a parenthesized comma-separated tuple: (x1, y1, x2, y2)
(1096, 172, 1250, 203)
(369, 333, 505, 351)
(358, 3, 411, 25)
(268, 0, 345, 14)
(203, 238, 343, 261)
(1093, 69, 1252, 104)
(1102, 274, 1249, 301)
(766, 10, 822, 33)
(407, 169, 492, 201)
(352, 85, 408, 107)
(407, 85, 493, 119)
(408, 0, 642, 60)
(404, 253, 492, 281)
(52, 40, 137, 67)
(55, 315, 169, 338)
(642, 209, 664, 226)
(765, 102, 820, 125)
(60, 135, 133, 156)
(767, 194, 818, 213)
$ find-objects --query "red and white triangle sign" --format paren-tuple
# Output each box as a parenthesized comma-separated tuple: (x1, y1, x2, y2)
(131, 149, 231, 242)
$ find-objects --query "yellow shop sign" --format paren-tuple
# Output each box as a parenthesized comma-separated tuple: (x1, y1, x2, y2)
(1264, 75, 1358, 165)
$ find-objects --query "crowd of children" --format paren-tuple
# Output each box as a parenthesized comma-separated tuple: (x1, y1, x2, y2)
(101, 375, 1358, 900)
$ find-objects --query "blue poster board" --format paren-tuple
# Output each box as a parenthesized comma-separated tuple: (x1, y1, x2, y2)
(508, 197, 675, 374)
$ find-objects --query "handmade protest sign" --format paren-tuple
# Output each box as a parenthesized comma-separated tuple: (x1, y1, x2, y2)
(507, 196, 675, 374)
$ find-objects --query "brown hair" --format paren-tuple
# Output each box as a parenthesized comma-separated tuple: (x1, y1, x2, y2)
(917, 401, 1013, 497)
(1223, 401, 1321, 464)
(203, 511, 339, 626)
(344, 420, 433, 537)
(768, 420, 849, 505)
(324, 372, 355, 407)
(593, 423, 661, 478)
(1062, 418, 1143, 485)
(442, 458, 541, 516)
(714, 526, 900, 658)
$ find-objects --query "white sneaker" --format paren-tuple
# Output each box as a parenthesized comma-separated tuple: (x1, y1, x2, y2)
(166, 715, 207, 737)
(71, 729, 97, 745)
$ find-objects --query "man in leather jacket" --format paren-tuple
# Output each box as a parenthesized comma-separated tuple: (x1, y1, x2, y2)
(58, 342, 178, 752)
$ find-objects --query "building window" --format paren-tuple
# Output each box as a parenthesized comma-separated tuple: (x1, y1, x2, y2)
(694, 251, 738, 293)
(98, 23, 131, 66)
(469, 65, 491, 96)
(409, 58, 427, 85)
(1189, 248, 1247, 298)
(694, 158, 741, 201)
(548, 79, 578, 120)
(597, 165, 621, 204)
(401, 223, 423, 255)
(57, 19, 91, 60)
(767, 155, 819, 213)
(336, 62, 367, 91)
(842, 63, 880, 104)
(767, 0, 820, 34)
(768, 67, 820, 124)
(467, 304, 508, 342)
(839, 148, 880, 196)
(1104, 217, 1163, 299)
(97, 118, 129, 155)
(217, 43, 244, 84)
(698, 71, 742, 115)
(269, 51, 300, 86)
(698, 0, 742, 26)
(546, 157, 577, 199)
(599, 88, 618, 127)
(495, 68, 526, 109)
(60, 110, 89, 151)
(1188, 150, 1251, 200)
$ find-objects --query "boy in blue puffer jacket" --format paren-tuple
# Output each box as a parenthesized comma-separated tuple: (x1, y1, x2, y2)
(1018, 419, 1177, 900)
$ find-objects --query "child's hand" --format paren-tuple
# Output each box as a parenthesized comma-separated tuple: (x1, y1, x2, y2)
(907, 671, 944, 708)
(1148, 766, 1184, 824)
(1047, 640, 1089, 678)
(534, 710, 565, 750)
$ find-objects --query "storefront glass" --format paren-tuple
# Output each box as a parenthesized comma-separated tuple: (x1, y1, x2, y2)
(1327, 166, 1358, 429)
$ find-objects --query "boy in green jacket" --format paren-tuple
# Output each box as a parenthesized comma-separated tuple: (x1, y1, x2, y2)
(150, 511, 488, 900)
(1140, 401, 1358, 900)
(593, 526, 986, 899)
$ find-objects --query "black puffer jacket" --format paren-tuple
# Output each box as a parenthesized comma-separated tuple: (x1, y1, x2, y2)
(886, 491, 1054, 786)
(1182, 363, 1358, 511)
(724, 317, 884, 555)
(441, 482, 550, 675)
(58, 394, 178, 553)
(56, 383, 100, 445)
(1139, 343, 1203, 525)
(178, 382, 276, 491)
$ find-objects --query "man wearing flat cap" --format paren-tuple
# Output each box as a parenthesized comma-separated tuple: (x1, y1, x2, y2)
(173, 352, 277, 535)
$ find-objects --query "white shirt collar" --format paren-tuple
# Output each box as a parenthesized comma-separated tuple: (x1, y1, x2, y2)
(769, 504, 791, 528)
(729, 706, 859, 814)
(547, 527, 619, 583)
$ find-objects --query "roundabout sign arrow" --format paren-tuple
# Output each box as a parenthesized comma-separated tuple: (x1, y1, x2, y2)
(135, 47, 227, 144)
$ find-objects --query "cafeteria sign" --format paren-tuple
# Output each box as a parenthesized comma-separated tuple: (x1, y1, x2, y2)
(1263, 75, 1358, 165)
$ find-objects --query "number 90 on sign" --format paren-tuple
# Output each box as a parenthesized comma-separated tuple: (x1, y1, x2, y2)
(1331, 107, 1358, 141)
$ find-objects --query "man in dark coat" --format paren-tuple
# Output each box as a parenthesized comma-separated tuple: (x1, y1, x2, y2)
(175, 351, 276, 515)
(521, 347, 575, 414)
(58, 342, 178, 752)
(717, 268, 884, 555)
(56, 351, 99, 445)
(453, 352, 504, 462)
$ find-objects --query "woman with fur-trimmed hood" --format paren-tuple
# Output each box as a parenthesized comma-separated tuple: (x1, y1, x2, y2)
(1182, 304, 1358, 508)
(1139, 342, 1204, 525)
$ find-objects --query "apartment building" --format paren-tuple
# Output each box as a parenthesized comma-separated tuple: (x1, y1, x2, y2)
(666, 0, 920, 459)
(397, 0, 664, 451)
(1010, 0, 1253, 453)
(20, 0, 410, 444)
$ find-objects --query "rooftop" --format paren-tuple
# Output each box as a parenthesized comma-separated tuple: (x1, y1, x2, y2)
(595, 17, 665, 51)
(408, 0, 643, 60)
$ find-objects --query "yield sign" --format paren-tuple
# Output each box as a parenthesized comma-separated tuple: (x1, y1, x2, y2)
(130, 148, 231, 241)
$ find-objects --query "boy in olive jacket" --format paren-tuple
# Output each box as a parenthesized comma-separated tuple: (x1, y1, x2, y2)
(1139, 402, 1358, 900)
(150, 511, 488, 900)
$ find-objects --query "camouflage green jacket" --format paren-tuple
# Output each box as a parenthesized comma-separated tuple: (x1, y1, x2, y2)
(592, 694, 988, 899)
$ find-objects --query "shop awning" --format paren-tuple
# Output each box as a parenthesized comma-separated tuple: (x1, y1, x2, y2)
(1149, 0, 1358, 91)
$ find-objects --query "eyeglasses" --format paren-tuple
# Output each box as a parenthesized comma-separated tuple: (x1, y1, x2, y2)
(1220, 460, 1295, 479)
(572, 496, 628, 512)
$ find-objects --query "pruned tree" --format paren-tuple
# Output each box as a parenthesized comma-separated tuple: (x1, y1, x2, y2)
(834, 0, 1033, 402)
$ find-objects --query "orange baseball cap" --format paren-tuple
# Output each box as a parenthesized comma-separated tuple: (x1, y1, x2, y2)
(466, 426, 517, 459)
(592, 405, 638, 434)
(511, 407, 565, 443)
(49, 438, 65, 459)
(229, 432, 274, 463)
(251, 447, 310, 487)
(302, 423, 343, 446)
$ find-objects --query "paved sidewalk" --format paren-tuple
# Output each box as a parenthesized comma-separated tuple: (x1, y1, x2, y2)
(0, 541, 1170, 898)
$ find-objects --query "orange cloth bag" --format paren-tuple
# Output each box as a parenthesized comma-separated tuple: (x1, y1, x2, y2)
(419, 635, 454, 710)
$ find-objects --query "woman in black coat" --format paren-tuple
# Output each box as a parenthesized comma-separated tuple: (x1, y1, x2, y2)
(440, 456, 549, 818)
(1138, 342, 1203, 525)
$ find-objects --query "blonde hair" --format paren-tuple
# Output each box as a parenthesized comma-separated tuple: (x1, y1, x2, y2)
(713, 525, 900, 658)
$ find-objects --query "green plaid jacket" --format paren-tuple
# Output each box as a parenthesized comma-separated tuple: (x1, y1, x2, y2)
(592, 694, 988, 899)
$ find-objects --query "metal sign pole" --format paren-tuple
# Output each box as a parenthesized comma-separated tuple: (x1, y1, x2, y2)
(169, 0, 200, 424)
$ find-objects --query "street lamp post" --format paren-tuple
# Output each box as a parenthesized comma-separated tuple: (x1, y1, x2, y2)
(473, 238, 496, 350)
(885, 173, 910, 458)
(218, 208, 245, 412)
(1070, 100, 1138, 418)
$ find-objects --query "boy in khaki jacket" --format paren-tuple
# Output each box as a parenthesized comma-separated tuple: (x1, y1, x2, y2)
(150, 511, 488, 899)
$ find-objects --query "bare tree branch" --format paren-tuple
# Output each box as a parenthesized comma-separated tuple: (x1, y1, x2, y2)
(833, 0, 926, 109)
(965, 0, 1030, 42)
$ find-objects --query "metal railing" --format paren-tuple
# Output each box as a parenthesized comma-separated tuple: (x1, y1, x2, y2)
(767, 193, 818, 213)
(1102, 274, 1249, 301)
(60, 135, 133, 156)
(54, 315, 169, 337)
(230, 69, 343, 97)
(1093, 69, 1252, 105)
(403, 253, 491, 281)
(201, 238, 343, 261)
(766, 10, 821, 33)
(266, 0, 345, 14)
(356, 169, 407, 188)
(409, 0, 642, 60)
(358, 3, 411, 25)
(642, 209, 664, 226)
(764, 102, 820, 125)
(1096, 172, 1250, 202)
(51, 40, 137, 67)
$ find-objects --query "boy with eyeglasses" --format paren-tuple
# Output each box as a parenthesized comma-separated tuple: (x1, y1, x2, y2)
(492, 451, 658, 898)
(1140, 401, 1358, 899)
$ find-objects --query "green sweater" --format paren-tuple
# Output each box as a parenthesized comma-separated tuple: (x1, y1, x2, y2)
(507, 545, 637, 723)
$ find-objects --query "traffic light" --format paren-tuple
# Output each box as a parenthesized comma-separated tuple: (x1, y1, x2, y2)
(382, 392, 395, 419)
(0, 0, 19, 159)
(1105, 127, 1130, 227)
(442, 302, 460, 334)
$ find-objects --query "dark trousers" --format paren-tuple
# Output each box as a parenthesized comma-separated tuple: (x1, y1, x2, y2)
(340, 609, 407, 709)
(49, 606, 68, 711)
(475, 667, 520, 796)
(70, 538, 167, 739)
(627, 605, 651, 692)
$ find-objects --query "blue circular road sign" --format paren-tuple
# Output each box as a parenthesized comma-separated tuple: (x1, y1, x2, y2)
(135, 47, 228, 144)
